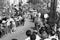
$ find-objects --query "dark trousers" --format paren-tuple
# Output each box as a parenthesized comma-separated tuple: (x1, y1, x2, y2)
(0, 31, 2, 38)
(21, 19, 25, 25)
(34, 23, 39, 30)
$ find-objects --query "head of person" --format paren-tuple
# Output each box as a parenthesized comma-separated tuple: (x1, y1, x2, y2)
(26, 30, 31, 37)
(51, 38, 57, 40)
(39, 27, 46, 34)
(30, 33, 36, 40)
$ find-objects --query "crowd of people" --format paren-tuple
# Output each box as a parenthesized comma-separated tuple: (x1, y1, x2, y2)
(25, 12, 59, 40)
(24, 0, 60, 40)
(0, 1, 26, 38)
(0, 0, 60, 40)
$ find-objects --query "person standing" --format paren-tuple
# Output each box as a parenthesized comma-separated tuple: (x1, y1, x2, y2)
(25, 30, 31, 40)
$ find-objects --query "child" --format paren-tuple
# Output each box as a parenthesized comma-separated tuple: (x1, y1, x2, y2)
(25, 30, 31, 40)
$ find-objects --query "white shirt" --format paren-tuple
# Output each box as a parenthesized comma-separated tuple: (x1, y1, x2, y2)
(36, 35, 41, 40)
(18, 16, 23, 20)
(25, 37, 30, 40)
(7, 20, 10, 26)
(38, 13, 41, 17)
(14, 18, 18, 21)
(45, 35, 58, 40)
(2, 20, 6, 23)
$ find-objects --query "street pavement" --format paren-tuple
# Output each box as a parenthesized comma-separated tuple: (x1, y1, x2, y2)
(0, 19, 34, 40)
